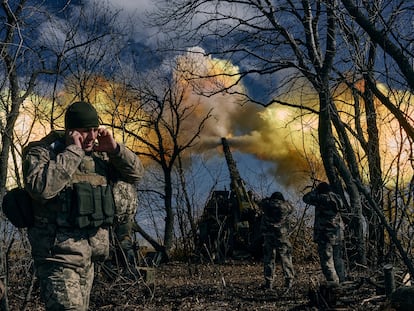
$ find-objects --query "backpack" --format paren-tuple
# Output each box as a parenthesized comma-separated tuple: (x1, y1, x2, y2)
(2, 187, 34, 228)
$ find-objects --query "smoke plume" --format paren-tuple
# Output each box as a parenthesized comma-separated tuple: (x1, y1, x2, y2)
(176, 48, 320, 188)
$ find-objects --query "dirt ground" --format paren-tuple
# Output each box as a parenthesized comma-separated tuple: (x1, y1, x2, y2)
(9, 258, 392, 310)
(90, 259, 388, 311)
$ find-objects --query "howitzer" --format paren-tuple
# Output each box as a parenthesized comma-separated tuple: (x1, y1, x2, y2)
(221, 137, 259, 221)
(197, 138, 262, 262)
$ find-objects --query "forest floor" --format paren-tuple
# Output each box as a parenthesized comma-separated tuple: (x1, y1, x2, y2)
(9, 258, 395, 311)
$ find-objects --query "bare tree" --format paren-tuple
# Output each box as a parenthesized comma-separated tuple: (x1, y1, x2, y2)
(332, 4, 385, 264)
(98, 68, 213, 258)
(0, 2, 62, 309)
(338, 0, 414, 275)
(341, 0, 414, 93)
(0, 1, 132, 309)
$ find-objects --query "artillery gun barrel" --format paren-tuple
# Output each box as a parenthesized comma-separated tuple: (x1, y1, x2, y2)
(221, 137, 243, 188)
(221, 137, 258, 216)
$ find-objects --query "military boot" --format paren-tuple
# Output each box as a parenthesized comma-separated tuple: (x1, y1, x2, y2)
(284, 278, 293, 289)
(282, 278, 293, 293)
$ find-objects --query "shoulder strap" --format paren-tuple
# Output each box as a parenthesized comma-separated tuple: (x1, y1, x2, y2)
(22, 130, 65, 158)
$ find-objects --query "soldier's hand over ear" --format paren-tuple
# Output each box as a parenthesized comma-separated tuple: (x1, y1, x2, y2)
(67, 130, 84, 149)
(94, 126, 119, 154)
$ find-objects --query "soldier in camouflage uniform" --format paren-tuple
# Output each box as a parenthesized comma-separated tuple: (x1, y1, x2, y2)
(260, 192, 295, 290)
(22, 101, 144, 311)
(112, 180, 139, 266)
(302, 182, 346, 285)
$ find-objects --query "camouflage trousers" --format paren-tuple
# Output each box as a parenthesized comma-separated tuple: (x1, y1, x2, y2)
(28, 225, 109, 310)
(36, 262, 94, 311)
(317, 241, 346, 284)
(263, 235, 295, 285)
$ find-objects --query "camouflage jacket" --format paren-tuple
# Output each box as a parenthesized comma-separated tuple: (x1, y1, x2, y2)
(260, 198, 293, 235)
(303, 189, 344, 244)
(22, 131, 144, 226)
(112, 180, 139, 223)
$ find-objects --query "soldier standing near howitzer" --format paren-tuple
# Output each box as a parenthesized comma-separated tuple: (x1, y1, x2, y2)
(112, 180, 139, 267)
(260, 191, 295, 291)
(302, 182, 347, 286)
(22, 101, 144, 310)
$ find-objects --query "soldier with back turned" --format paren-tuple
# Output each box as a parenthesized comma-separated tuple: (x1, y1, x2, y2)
(260, 191, 295, 291)
(303, 182, 346, 285)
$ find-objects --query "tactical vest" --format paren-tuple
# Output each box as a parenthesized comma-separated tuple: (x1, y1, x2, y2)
(72, 155, 114, 228)
(33, 154, 115, 229)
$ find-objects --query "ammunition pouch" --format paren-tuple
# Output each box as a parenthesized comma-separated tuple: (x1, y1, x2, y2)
(65, 182, 115, 229)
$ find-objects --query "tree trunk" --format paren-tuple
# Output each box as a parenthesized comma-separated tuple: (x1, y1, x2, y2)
(163, 170, 174, 255)
(363, 78, 384, 265)
(319, 89, 367, 265)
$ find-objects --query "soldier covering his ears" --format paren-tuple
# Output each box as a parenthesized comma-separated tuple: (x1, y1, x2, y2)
(23, 101, 144, 310)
